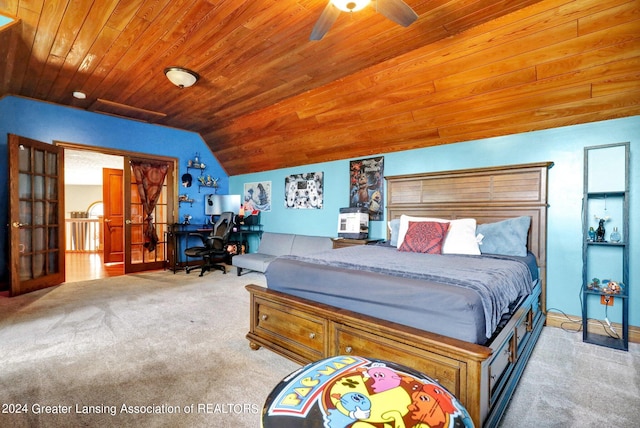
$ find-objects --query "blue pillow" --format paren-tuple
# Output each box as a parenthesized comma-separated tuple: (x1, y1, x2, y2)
(388, 218, 401, 247)
(476, 216, 530, 257)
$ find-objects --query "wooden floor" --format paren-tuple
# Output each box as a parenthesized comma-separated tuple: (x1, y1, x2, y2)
(65, 252, 124, 283)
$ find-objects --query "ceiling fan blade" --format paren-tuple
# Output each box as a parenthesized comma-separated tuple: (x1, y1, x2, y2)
(376, 0, 419, 27)
(310, 2, 341, 40)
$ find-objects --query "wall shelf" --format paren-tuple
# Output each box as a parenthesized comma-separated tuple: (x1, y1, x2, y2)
(581, 142, 629, 351)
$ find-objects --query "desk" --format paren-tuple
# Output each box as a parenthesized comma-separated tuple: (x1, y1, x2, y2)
(165, 224, 212, 273)
(230, 224, 263, 254)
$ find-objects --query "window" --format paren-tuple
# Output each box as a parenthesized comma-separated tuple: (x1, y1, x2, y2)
(87, 201, 104, 219)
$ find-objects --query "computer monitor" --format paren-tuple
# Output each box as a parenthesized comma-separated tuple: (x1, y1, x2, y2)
(205, 194, 241, 216)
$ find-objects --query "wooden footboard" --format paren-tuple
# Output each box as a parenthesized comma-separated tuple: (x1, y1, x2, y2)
(246, 283, 545, 427)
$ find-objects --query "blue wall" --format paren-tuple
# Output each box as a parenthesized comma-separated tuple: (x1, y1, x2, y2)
(230, 117, 640, 327)
(0, 96, 224, 280)
(1, 95, 637, 328)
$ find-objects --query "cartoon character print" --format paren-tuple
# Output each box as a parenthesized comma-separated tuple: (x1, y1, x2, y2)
(368, 190, 383, 218)
(349, 159, 383, 220)
(351, 171, 379, 207)
(325, 392, 371, 428)
(365, 365, 402, 393)
(320, 362, 471, 428)
(407, 384, 457, 428)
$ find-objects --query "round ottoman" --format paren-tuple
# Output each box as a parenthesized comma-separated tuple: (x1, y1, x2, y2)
(262, 355, 474, 427)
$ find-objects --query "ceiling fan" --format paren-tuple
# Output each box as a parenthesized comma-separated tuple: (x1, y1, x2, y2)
(310, 0, 419, 41)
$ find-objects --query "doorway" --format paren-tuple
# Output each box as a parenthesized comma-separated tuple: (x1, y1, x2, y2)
(64, 149, 124, 282)
(7, 135, 176, 295)
(61, 144, 176, 282)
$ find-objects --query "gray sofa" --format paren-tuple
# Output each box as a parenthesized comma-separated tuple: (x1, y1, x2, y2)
(232, 232, 333, 275)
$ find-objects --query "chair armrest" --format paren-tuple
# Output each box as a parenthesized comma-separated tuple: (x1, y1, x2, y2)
(204, 236, 228, 251)
(186, 232, 207, 246)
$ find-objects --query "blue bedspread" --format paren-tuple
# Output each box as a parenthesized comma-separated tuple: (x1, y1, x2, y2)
(279, 245, 533, 339)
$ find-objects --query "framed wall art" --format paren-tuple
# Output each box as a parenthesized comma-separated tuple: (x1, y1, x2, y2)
(285, 172, 323, 209)
(243, 181, 272, 212)
(349, 156, 384, 220)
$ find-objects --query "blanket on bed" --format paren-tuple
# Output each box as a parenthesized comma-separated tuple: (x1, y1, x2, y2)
(280, 245, 533, 338)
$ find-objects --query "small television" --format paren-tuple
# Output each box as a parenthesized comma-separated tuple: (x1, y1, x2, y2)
(205, 194, 242, 216)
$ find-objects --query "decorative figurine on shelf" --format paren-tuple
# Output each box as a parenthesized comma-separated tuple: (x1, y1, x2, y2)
(587, 227, 596, 242)
(183, 214, 192, 225)
(595, 218, 606, 242)
(608, 281, 622, 294)
(593, 215, 610, 242)
(588, 277, 600, 290)
(610, 227, 621, 243)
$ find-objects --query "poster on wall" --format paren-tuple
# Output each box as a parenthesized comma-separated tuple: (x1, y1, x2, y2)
(349, 156, 384, 221)
(285, 172, 324, 209)
(243, 181, 272, 212)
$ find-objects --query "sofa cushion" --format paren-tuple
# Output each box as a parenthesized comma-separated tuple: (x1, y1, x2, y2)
(233, 232, 333, 274)
(232, 253, 277, 273)
(291, 235, 333, 256)
(257, 232, 294, 256)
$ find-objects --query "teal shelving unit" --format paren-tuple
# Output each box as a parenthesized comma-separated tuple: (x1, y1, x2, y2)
(581, 142, 629, 351)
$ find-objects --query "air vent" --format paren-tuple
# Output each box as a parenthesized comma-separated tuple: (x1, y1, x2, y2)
(89, 98, 166, 123)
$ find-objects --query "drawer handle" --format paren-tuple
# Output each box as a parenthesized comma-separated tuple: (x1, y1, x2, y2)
(261, 314, 268, 321)
(345, 346, 353, 354)
(309, 332, 316, 339)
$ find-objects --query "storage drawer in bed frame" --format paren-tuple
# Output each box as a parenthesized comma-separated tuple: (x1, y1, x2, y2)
(246, 283, 546, 427)
(251, 296, 328, 362)
(331, 323, 464, 396)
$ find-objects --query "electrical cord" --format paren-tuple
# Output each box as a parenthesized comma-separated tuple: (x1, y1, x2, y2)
(547, 307, 582, 333)
(576, 285, 620, 340)
(552, 282, 619, 339)
(603, 300, 620, 339)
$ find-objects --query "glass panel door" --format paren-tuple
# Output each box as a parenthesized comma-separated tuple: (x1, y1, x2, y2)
(8, 134, 65, 295)
(124, 157, 173, 273)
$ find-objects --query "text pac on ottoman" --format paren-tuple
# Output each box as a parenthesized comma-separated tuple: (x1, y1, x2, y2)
(263, 355, 474, 428)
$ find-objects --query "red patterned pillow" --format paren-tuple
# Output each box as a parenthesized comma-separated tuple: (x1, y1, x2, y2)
(399, 221, 450, 254)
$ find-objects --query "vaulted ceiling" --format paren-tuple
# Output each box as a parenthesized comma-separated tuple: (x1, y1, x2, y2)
(1, 0, 639, 176)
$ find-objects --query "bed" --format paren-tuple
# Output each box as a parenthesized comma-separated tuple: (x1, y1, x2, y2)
(246, 162, 553, 427)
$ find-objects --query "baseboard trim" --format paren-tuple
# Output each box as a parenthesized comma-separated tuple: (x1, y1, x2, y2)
(546, 311, 639, 344)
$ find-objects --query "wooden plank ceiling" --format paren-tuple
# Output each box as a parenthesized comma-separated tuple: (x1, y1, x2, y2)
(0, 0, 638, 176)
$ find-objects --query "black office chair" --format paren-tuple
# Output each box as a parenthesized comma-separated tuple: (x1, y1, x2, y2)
(184, 211, 234, 276)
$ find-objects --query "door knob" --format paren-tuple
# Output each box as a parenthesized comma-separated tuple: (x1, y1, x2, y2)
(104, 218, 112, 223)
(125, 219, 132, 224)
(11, 222, 24, 228)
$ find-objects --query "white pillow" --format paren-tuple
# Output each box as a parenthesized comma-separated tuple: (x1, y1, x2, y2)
(397, 215, 480, 255)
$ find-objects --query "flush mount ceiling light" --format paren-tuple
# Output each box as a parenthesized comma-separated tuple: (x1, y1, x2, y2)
(164, 67, 199, 88)
(72, 91, 87, 99)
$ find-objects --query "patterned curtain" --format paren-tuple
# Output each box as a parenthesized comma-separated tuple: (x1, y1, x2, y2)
(130, 160, 169, 252)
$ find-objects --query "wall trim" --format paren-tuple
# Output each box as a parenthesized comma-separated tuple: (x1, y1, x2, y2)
(546, 311, 639, 344)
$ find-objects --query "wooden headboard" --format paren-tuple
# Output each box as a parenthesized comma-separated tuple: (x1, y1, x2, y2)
(385, 162, 553, 310)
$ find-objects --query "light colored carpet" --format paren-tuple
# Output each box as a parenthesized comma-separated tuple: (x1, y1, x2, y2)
(0, 269, 298, 427)
(499, 321, 640, 427)
(0, 269, 638, 427)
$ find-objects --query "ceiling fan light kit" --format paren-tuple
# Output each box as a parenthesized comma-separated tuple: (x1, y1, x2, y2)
(164, 67, 199, 88)
(331, 0, 370, 12)
(311, 0, 418, 40)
